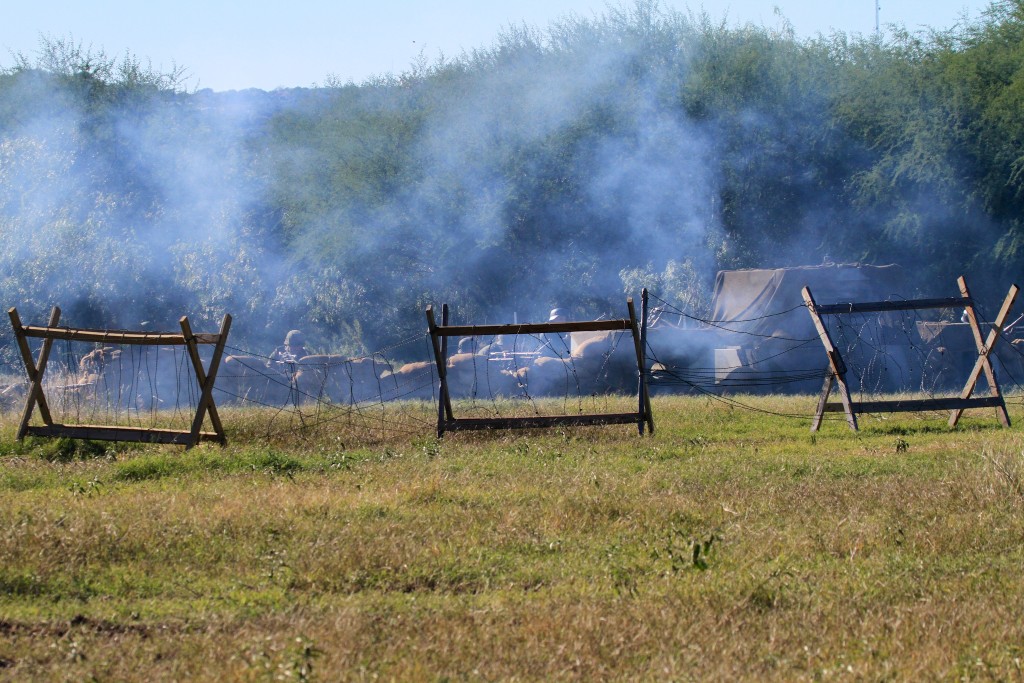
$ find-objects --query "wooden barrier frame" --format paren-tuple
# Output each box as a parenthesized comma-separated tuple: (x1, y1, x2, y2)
(426, 292, 655, 437)
(7, 306, 232, 449)
(803, 276, 1018, 432)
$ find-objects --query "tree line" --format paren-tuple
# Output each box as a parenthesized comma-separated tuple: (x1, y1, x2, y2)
(1, 1, 1023, 360)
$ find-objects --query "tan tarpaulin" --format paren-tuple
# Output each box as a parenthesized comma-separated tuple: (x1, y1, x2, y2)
(710, 263, 907, 337)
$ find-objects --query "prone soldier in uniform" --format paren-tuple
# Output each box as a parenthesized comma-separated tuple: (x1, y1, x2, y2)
(267, 330, 309, 407)
(267, 329, 308, 366)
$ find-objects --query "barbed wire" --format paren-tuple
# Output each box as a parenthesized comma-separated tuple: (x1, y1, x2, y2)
(7, 289, 1024, 439)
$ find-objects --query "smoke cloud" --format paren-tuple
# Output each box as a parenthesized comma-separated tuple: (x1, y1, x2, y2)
(0, 4, 1009, 368)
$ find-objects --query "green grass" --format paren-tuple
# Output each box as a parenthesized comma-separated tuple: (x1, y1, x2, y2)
(1, 395, 1023, 680)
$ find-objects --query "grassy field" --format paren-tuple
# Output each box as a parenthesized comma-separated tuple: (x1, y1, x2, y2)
(1, 395, 1024, 680)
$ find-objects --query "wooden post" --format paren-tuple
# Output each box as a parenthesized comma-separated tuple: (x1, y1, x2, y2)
(627, 297, 644, 435)
(439, 304, 451, 435)
(640, 288, 654, 435)
(10, 306, 61, 440)
(949, 279, 1017, 428)
(628, 293, 654, 436)
(425, 305, 453, 437)
(181, 314, 231, 448)
(803, 287, 858, 432)
(811, 374, 835, 432)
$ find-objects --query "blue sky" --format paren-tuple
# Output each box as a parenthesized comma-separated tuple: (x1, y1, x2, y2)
(1, 1, 995, 91)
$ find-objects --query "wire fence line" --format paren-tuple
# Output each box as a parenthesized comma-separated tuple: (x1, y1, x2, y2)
(645, 289, 1024, 425)
(4, 290, 1024, 440)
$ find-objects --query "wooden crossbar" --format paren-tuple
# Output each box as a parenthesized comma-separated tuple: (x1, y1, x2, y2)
(23, 425, 224, 445)
(7, 307, 232, 449)
(441, 413, 643, 431)
(804, 276, 1017, 432)
(433, 320, 633, 337)
(812, 296, 971, 315)
(820, 396, 1005, 413)
(17, 327, 222, 345)
(426, 293, 655, 438)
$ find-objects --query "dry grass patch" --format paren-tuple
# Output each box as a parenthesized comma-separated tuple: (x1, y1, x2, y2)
(1, 396, 1023, 679)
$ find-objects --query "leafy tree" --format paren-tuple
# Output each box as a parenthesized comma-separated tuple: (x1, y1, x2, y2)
(4, 3, 1024, 358)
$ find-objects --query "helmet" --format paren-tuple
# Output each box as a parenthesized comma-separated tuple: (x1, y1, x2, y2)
(284, 330, 305, 346)
(548, 308, 567, 322)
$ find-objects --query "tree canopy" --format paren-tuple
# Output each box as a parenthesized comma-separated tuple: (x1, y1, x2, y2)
(2, 2, 1024, 357)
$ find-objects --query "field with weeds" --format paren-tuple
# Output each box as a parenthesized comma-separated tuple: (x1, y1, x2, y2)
(1, 395, 1024, 680)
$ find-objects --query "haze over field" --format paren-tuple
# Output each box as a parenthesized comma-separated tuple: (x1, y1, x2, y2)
(1, 0, 1022, 360)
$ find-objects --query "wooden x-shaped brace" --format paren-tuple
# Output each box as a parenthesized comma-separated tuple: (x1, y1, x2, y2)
(949, 276, 1019, 428)
(9, 306, 61, 440)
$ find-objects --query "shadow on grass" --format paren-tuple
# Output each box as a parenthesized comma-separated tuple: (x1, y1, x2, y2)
(36, 438, 120, 463)
(114, 448, 310, 482)
(867, 420, 1005, 436)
